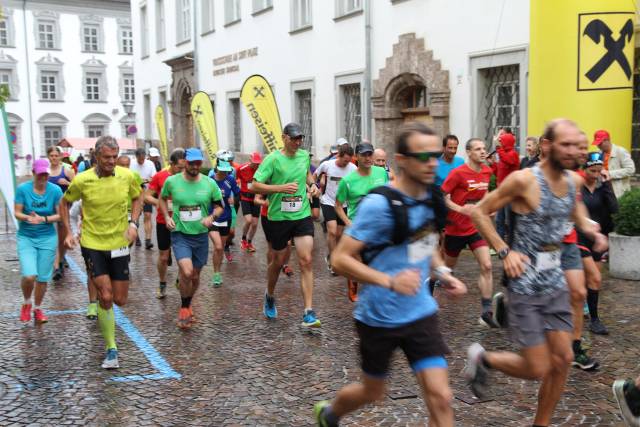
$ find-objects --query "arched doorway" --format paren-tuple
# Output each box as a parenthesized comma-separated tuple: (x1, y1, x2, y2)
(174, 79, 194, 148)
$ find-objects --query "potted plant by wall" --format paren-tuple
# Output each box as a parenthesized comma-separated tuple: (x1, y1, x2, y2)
(609, 187, 640, 280)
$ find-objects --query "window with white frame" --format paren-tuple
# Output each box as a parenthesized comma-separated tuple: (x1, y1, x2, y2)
(225, 0, 241, 24)
(339, 83, 361, 145)
(87, 125, 105, 138)
(293, 87, 313, 151)
(252, 0, 272, 13)
(83, 113, 111, 139)
(0, 9, 15, 47)
(0, 51, 18, 100)
(140, 5, 149, 57)
(37, 20, 57, 49)
(81, 58, 107, 102)
(8, 115, 22, 155)
(155, 0, 166, 50)
(120, 26, 133, 54)
(336, 0, 361, 17)
(176, 0, 191, 43)
(291, 0, 311, 31)
(85, 73, 101, 101)
(82, 24, 100, 52)
(122, 74, 135, 101)
(0, 69, 11, 89)
(43, 126, 62, 147)
(38, 113, 67, 153)
(201, 0, 215, 33)
(228, 97, 242, 152)
(40, 72, 58, 100)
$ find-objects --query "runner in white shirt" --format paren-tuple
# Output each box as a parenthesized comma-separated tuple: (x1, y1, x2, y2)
(130, 148, 157, 249)
(313, 144, 356, 274)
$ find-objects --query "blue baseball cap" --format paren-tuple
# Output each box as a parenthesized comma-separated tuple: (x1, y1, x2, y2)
(216, 160, 234, 172)
(185, 148, 204, 162)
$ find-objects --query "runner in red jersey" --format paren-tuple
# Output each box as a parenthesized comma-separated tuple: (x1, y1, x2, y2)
(238, 152, 262, 252)
(145, 149, 186, 299)
(441, 138, 497, 328)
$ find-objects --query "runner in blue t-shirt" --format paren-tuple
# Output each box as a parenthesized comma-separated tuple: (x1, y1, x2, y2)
(208, 160, 240, 287)
(314, 122, 467, 427)
(434, 134, 464, 187)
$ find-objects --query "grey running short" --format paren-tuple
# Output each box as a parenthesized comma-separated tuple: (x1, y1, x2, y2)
(507, 288, 573, 348)
(561, 243, 582, 271)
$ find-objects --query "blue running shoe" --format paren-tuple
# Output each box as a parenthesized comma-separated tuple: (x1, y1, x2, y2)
(263, 294, 277, 319)
(101, 348, 119, 369)
(302, 309, 321, 328)
(314, 401, 338, 427)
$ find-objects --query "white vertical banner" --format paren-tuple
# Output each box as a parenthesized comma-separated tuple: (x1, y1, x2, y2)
(0, 105, 18, 228)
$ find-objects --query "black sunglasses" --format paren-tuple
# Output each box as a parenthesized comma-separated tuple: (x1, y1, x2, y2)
(402, 151, 442, 162)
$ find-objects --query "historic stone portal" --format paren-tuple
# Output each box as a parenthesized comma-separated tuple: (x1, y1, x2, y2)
(165, 54, 196, 150)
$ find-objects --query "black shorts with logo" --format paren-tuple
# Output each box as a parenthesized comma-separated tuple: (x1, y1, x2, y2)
(321, 203, 346, 226)
(267, 216, 314, 251)
(240, 200, 260, 218)
(356, 314, 450, 377)
(81, 246, 130, 281)
(208, 223, 230, 237)
(156, 223, 171, 251)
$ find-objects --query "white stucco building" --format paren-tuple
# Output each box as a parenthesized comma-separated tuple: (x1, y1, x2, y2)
(1, 0, 134, 175)
(131, 0, 640, 164)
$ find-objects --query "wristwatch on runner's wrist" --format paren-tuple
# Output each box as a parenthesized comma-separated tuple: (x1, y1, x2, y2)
(129, 220, 139, 229)
(434, 266, 452, 281)
(497, 247, 510, 260)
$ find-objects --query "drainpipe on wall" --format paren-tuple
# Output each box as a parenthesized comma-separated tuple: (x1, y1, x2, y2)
(22, 0, 36, 159)
(363, 0, 372, 141)
(191, 0, 199, 148)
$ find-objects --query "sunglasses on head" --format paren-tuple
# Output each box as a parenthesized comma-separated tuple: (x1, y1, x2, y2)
(402, 151, 442, 162)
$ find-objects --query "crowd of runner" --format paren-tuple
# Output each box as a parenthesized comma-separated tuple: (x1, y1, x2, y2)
(11, 119, 639, 426)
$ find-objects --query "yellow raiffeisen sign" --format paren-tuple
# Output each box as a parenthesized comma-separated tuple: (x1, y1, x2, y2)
(240, 74, 284, 153)
(154, 105, 169, 165)
(529, 0, 636, 150)
(190, 91, 219, 165)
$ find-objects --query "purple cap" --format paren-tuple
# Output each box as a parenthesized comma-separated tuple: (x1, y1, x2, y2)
(33, 158, 50, 175)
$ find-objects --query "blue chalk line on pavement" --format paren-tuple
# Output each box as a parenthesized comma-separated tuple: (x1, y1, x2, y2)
(66, 257, 181, 382)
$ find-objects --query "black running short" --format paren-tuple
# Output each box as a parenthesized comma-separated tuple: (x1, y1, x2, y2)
(311, 196, 320, 209)
(266, 216, 314, 251)
(356, 314, 450, 377)
(156, 223, 171, 251)
(81, 246, 130, 281)
(321, 203, 346, 226)
(208, 223, 230, 237)
(241, 200, 260, 218)
(443, 233, 487, 257)
(261, 216, 272, 242)
(143, 202, 153, 213)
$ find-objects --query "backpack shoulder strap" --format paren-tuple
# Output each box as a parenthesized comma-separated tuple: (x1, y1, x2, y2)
(368, 186, 408, 245)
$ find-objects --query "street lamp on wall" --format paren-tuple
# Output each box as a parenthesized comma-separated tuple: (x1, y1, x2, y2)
(121, 100, 136, 149)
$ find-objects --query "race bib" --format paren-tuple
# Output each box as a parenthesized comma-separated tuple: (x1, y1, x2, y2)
(408, 233, 438, 264)
(111, 246, 130, 258)
(281, 196, 303, 213)
(536, 250, 561, 271)
(179, 206, 203, 222)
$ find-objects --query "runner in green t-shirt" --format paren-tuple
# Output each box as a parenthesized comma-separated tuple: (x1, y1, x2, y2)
(252, 123, 322, 328)
(159, 148, 223, 329)
(60, 136, 142, 370)
(335, 142, 389, 302)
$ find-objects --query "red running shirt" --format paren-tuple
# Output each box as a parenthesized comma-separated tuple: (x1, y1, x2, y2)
(441, 164, 492, 236)
(237, 163, 258, 202)
(148, 169, 171, 224)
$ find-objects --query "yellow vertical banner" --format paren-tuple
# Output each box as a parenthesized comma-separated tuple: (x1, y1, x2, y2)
(154, 105, 169, 165)
(529, 0, 636, 150)
(240, 74, 284, 153)
(190, 91, 219, 165)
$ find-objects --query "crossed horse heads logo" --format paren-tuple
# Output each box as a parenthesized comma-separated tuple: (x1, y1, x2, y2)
(582, 18, 634, 83)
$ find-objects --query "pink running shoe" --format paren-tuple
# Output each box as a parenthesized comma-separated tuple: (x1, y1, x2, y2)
(33, 309, 48, 324)
(20, 304, 32, 322)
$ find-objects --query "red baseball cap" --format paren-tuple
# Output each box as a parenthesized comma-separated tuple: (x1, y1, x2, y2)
(250, 151, 262, 164)
(592, 130, 610, 146)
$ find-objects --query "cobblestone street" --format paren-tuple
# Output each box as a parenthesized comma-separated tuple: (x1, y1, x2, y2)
(0, 219, 637, 426)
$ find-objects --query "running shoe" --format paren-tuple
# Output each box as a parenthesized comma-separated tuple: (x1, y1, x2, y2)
(240, 239, 249, 251)
(145, 240, 154, 250)
(464, 343, 489, 399)
(314, 401, 338, 427)
(135, 237, 141, 247)
(101, 348, 119, 369)
(86, 302, 98, 320)
(52, 267, 63, 282)
(212, 272, 222, 288)
(348, 279, 358, 302)
(613, 379, 640, 427)
(20, 304, 32, 322)
(247, 242, 257, 253)
(590, 318, 609, 335)
(492, 292, 508, 328)
(156, 283, 167, 299)
(177, 307, 192, 329)
(224, 250, 234, 263)
(263, 294, 277, 319)
(302, 310, 321, 328)
(572, 349, 599, 371)
(282, 265, 294, 277)
(478, 312, 500, 328)
(33, 309, 48, 324)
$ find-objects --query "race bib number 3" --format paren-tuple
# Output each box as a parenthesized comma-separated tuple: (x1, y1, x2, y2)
(111, 246, 130, 258)
(536, 250, 561, 271)
(281, 196, 303, 213)
(179, 206, 203, 222)
(408, 233, 438, 264)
